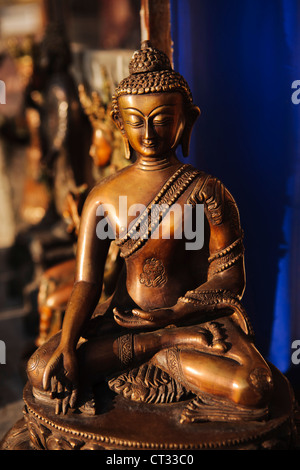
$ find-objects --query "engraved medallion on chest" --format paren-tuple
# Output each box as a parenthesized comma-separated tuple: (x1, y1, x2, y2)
(139, 258, 167, 288)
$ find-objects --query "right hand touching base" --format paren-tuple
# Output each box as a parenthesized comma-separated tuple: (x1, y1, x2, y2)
(42, 345, 79, 415)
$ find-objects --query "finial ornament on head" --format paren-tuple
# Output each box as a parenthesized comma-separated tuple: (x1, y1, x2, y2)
(111, 41, 200, 159)
(129, 40, 172, 74)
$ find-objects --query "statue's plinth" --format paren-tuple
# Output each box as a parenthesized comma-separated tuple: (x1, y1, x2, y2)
(1, 365, 298, 450)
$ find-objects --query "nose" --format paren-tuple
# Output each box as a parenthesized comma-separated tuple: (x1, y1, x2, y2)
(143, 119, 155, 142)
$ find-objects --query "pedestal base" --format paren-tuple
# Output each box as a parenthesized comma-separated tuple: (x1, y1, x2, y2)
(1, 365, 298, 450)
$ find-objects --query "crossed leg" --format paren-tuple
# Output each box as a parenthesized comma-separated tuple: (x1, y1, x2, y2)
(152, 319, 273, 410)
(27, 315, 273, 416)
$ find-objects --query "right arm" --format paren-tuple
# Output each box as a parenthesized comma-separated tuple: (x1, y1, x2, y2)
(59, 187, 111, 350)
(42, 187, 111, 411)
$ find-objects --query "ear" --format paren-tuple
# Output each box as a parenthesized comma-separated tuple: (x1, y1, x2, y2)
(122, 134, 133, 160)
(112, 112, 132, 160)
(181, 105, 201, 157)
(112, 111, 124, 133)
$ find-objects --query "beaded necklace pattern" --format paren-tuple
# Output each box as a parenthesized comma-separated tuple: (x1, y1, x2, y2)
(115, 164, 202, 259)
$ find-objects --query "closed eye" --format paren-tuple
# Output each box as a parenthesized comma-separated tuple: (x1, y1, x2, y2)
(153, 116, 174, 126)
(126, 119, 144, 128)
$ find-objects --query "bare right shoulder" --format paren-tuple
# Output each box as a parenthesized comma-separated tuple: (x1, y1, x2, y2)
(85, 165, 133, 207)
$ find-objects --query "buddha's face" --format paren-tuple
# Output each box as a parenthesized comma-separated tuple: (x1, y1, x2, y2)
(118, 92, 186, 158)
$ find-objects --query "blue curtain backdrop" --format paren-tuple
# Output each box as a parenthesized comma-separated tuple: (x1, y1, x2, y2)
(170, 0, 300, 373)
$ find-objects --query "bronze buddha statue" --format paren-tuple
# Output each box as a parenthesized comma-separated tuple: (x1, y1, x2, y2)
(26, 41, 274, 425)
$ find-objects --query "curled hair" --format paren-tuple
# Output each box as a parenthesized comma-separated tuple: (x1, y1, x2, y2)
(111, 41, 194, 122)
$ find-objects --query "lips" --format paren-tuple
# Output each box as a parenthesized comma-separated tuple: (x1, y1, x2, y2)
(142, 140, 156, 148)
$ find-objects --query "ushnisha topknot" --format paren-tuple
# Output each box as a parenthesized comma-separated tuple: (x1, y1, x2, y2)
(111, 41, 194, 121)
(128, 40, 172, 74)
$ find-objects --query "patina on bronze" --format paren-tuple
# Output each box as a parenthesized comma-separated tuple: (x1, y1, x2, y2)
(1, 41, 297, 450)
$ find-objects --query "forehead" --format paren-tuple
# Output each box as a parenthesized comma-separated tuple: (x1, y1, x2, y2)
(118, 92, 184, 115)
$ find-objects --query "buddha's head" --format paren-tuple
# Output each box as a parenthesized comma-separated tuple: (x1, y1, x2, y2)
(111, 41, 200, 160)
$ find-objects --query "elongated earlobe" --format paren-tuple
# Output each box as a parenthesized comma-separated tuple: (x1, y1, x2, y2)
(122, 135, 132, 160)
(112, 112, 132, 160)
(181, 106, 201, 157)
